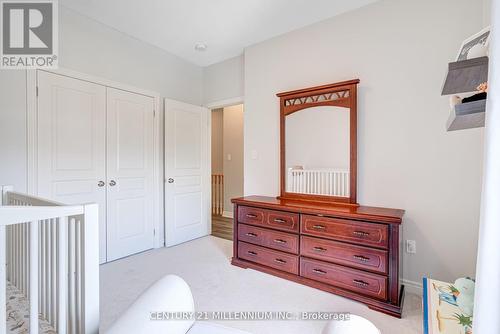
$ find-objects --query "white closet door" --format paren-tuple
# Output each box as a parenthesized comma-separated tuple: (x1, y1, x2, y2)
(165, 99, 210, 247)
(106, 88, 155, 261)
(37, 71, 108, 264)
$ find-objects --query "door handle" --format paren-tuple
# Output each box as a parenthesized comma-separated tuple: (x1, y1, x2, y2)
(167, 178, 174, 184)
(98, 181, 105, 187)
(109, 180, 116, 186)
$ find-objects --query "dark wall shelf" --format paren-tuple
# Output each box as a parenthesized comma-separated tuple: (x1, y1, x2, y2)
(442, 56, 488, 131)
(442, 57, 489, 95)
(447, 99, 486, 131)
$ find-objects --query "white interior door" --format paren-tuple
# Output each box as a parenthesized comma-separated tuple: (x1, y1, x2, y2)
(165, 99, 210, 247)
(37, 71, 108, 263)
(106, 88, 155, 261)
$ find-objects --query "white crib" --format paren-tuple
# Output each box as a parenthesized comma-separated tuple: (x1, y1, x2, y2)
(0, 186, 99, 334)
(287, 168, 350, 197)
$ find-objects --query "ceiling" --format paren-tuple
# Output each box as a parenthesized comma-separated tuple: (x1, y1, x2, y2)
(60, 0, 377, 67)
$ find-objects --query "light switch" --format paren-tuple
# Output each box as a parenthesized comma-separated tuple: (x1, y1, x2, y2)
(227, 154, 232, 161)
(251, 150, 258, 160)
(406, 240, 416, 254)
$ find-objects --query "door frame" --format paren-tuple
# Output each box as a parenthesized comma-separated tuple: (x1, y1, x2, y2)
(26, 68, 164, 250)
(204, 96, 244, 220)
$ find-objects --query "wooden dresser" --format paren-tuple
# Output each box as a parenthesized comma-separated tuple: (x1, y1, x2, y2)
(231, 196, 405, 317)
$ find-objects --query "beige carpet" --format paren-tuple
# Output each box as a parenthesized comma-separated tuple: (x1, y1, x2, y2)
(100, 236, 422, 334)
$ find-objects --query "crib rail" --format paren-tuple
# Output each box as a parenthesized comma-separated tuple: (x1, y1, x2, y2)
(287, 168, 350, 197)
(0, 186, 99, 334)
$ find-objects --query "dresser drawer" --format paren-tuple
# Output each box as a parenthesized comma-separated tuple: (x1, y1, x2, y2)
(238, 224, 299, 254)
(238, 242, 299, 275)
(300, 258, 387, 300)
(238, 206, 299, 233)
(300, 236, 388, 274)
(301, 215, 388, 249)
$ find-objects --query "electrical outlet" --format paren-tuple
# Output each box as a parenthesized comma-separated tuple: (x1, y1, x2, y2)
(406, 240, 417, 254)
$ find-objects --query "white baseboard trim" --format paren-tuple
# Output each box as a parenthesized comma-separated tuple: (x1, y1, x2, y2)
(222, 211, 234, 219)
(401, 278, 423, 296)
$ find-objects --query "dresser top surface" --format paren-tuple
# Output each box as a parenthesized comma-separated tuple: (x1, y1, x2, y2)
(232, 196, 404, 224)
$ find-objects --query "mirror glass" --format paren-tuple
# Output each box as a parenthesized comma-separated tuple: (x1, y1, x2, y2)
(285, 106, 350, 197)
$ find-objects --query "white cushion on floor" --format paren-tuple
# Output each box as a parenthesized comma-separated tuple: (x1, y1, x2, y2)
(188, 322, 251, 334)
(105, 275, 195, 334)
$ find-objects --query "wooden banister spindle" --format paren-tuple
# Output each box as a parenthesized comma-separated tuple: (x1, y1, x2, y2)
(220, 175, 224, 215)
(211, 174, 224, 216)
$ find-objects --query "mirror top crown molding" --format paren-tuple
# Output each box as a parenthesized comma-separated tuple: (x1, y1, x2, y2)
(278, 79, 360, 206)
(277, 79, 360, 115)
(277, 79, 360, 97)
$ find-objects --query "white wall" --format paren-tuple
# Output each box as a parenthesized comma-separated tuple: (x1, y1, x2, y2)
(244, 0, 485, 285)
(484, 0, 492, 25)
(211, 109, 224, 174)
(59, 7, 203, 104)
(223, 104, 244, 212)
(203, 55, 244, 105)
(0, 6, 204, 193)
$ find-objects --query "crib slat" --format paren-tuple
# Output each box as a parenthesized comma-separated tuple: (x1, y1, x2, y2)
(29, 220, 39, 334)
(68, 219, 76, 334)
(0, 225, 6, 334)
(82, 204, 100, 334)
(27, 223, 30, 298)
(20, 223, 23, 295)
(38, 221, 42, 309)
(51, 219, 57, 329)
(57, 217, 67, 334)
(14, 224, 17, 287)
(40, 220, 46, 316)
(46, 220, 52, 325)
(76, 218, 82, 333)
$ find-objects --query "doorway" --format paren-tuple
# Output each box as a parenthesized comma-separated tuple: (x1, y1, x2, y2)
(211, 104, 244, 240)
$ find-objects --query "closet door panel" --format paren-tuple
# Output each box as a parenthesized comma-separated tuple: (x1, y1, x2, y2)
(106, 88, 155, 261)
(37, 71, 107, 263)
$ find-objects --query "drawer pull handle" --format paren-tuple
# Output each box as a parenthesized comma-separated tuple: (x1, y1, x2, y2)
(312, 269, 327, 275)
(353, 279, 370, 287)
(312, 225, 326, 230)
(274, 258, 287, 264)
(353, 230, 370, 237)
(353, 255, 370, 262)
(313, 247, 327, 253)
(246, 213, 258, 218)
(245, 233, 257, 238)
(247, 251, 257, 256)
(273, 239, 287, 244)
(274, 218, 287, 224)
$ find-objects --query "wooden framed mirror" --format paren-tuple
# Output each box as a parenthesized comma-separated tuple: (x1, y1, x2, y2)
(277, 79, 359, 205)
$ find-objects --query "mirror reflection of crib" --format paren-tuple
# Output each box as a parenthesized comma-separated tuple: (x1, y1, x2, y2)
(287, 167, 350, 197)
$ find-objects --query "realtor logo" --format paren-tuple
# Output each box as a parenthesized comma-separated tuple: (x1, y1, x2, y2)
(1, 0, 58, 68)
